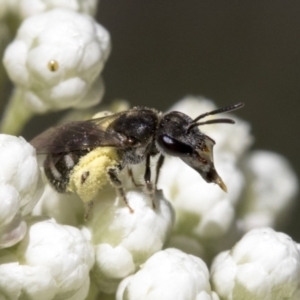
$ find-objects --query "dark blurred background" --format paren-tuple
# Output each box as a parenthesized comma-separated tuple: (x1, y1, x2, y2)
(97, 1, 300, 239)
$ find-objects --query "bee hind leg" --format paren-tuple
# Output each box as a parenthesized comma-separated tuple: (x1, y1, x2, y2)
(108, 167, 134, 213)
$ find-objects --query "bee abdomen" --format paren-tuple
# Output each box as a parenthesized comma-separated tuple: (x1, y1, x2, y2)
(44, 150, 88, 193)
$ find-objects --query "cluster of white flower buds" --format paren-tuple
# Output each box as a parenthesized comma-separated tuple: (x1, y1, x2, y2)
(0, 2, 299, 300)
(1, 1, 109, 134)
(0, 135, 43, 248)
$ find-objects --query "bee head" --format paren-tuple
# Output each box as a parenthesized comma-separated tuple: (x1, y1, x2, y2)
(157, 103, 244, 192)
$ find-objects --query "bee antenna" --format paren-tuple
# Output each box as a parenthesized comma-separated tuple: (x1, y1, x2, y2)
(192, 102, 245, 123)
(187, 118, 235, 132)
(187, 102, 244, 132)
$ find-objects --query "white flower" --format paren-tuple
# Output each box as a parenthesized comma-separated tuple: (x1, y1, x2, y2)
(3, 8, 110, 121)
(239, 150, 298, 230)
(0, 134, 43, 248)
(117, 248, 220, 300)
(32, 183, 84, 227)
(0, 218, 94, 300)
(211, 227, 300, 300)
(86, 188, 174, 294)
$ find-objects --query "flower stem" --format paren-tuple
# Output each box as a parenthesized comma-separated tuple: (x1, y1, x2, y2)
(0, 89, 33, 135)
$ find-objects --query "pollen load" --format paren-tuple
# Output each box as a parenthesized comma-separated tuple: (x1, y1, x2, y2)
(67, 147, 119, 202)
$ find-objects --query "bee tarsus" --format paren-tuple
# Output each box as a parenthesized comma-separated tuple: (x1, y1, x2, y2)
(107, 166, 134, 213)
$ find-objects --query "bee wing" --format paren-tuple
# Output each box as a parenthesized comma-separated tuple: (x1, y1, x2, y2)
(31, 112, 127, 154)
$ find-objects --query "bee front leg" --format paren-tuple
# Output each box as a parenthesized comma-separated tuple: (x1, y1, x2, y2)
(154, 154, 165, 189)
(144, 155, 156, 209)
(107, 166, 134, 213)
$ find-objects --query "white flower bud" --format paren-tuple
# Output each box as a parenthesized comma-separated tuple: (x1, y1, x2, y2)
(239, 151, 298, 230)
(32, 183, 84, 227)
(211, 228, 300, 300)
(0, 213, 27, 249)
(0, 218, 95, 300)
(3, 8, 110, 114)
(0, 134, 43, 248)
(117, 248, 220, 300)
(87, 189, 174, 294)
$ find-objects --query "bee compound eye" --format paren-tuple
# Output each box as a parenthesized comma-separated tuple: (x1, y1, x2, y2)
(158, 135, 193, 156)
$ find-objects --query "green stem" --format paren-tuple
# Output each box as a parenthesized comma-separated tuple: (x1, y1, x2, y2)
(0, 88, 33, 135)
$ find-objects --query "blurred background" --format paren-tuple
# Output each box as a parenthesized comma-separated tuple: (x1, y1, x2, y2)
(2, 1, 300, 238)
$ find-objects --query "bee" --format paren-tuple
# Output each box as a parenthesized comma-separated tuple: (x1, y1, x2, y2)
(31, 102, 244, 212)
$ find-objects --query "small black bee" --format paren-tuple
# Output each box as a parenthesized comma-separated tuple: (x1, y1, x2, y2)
(31, 102, 244, 212)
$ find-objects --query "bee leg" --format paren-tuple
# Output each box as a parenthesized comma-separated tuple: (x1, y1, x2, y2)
(127, 167, 143, 187)
(154, 155, 165, 190)
(84, 200, 94, 220)
(144, 155, 156, 209)
(108, 167, 134, 213)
